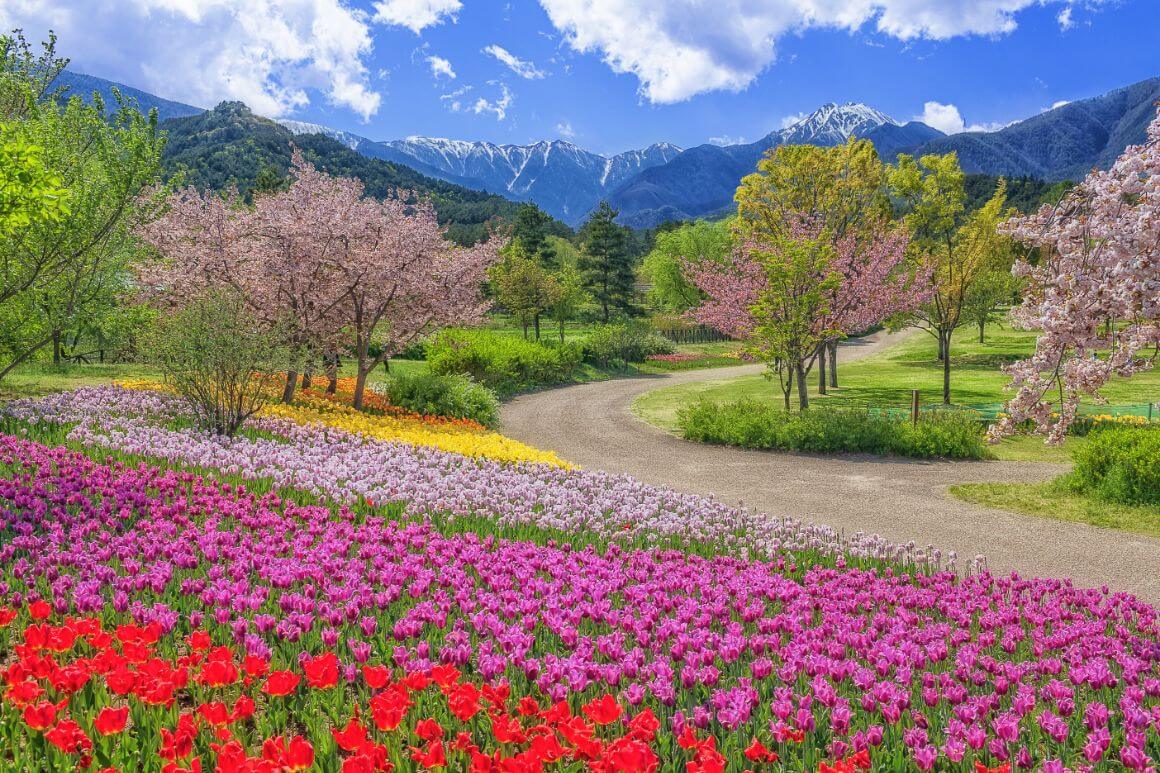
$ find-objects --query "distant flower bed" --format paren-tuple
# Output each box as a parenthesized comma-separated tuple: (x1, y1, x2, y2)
(118, 377, 562, 467)
(646, 353, 702, 363)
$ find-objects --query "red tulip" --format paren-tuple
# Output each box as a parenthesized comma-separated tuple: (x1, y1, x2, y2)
(604, 737, 659, 772)
(304, 652, 339, 689)
(29, 600, 52, 620)
(415, 718, 444, 741)
(45, 719, 91, 754)
(231, 695, 256, 722)
(333, 718, 372, 752)
(430, 664, 460, 687)
(362, 664, 392, 689)
(197, 702, 231, 726)
(744, 737, 778, 763)
(582, 694, 623, 726)
(23, 700, 61, 731)
(263, 735, 314, 771)
(0, 608, 17, 627)
(94, 706, 129, 735)
(447, 682, 481, 721)
(410, 739, 446, 769)
(264, 670, 301, 697)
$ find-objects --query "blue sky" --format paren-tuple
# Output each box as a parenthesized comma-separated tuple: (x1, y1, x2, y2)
(3, 0, 1157, 155)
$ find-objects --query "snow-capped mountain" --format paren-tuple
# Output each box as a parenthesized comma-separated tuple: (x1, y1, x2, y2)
(777, 103, 897, 146)
(382, 138, 682, 223)
(278, 119, 369, 152)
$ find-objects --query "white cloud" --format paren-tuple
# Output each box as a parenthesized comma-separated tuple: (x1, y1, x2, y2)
(556, 121, 576, 138)
(1056, 6, 1073, 30)
(439, 85, 472, 112)
(426, 55, 456, 79)
(779, 112, 807, 130)
(708, 135, 745, 146)
(372, 0, 461, 33)
(536, 0, 1095, 104)
(1051, 99, 1070, 110)
(482, 44, 547, 79)
(1, 0, 382, 120)
(915, 101, 1008, 134)
(472, 83, 513, 120)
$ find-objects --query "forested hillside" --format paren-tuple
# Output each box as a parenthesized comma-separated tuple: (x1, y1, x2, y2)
(159, 102, 559, 244)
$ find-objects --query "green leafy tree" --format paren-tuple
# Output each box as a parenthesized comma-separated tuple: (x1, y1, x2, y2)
(489, 239, 561, 340)
(147, 290, 287, 437)
(0, 34, 165, 380)
(547, 260, 588, 343)
(0, 124, 67, 233)
(578, 201, 635, 323)
(890, 157, 1015, 403)
(512, 203, 558, 268)
(962, 269, 1017, 344)
(639, 219, 732, 313)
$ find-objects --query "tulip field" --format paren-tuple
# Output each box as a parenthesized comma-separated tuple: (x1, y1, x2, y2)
(0, 386, 1157, 772)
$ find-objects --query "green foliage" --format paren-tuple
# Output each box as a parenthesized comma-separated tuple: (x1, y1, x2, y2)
(383, 370, 500, 428)
(1069, 427, 1160, 506)
(578, 201, 636, 322)
(426, 329, 583, 397)
(964, 174, 1072, 214)
(147, 291, 287, 437)
(158, 102, 561, 246)
(511, 203, 564, 267)
(639, 219, 732, 313)
(0, 34, 165, 380)
(582, 322, 674, 366)
(489, 240, 561, 339)
(0, 123, 68, 232)
(679, 399, 992, 459)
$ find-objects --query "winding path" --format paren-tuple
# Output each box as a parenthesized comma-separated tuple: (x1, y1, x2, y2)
(501, 330, 1160, 602)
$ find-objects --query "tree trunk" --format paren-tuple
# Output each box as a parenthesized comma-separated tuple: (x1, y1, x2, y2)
(828, 340, 838, 388)
(941, 330, 952, 405)
(936, 334, 946, 361)
(301, 368, 313, 390)
(601, 300, 609, 324)
(558, 319, 565, 344)
(282, 369, 298, 404)
(782, 368, 792, 412)
(978, 319, 985, 343)
(522, 320, 529, 340)
(796, 360, 809, 411)
(353, 367, 371, 411)
(533, 313, 541, 341)
(52, 330, 62, 365)
(817, 344, 827, 396)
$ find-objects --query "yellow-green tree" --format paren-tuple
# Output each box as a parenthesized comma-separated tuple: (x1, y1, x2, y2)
(0, 124, 67, 234)
(489, 238, 561, 340)
(890, 154, 1015, 403)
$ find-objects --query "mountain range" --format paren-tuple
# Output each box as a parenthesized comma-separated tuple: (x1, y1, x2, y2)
(53, 69, 1160, 229)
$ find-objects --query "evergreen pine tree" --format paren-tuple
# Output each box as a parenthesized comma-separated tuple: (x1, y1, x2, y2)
(578, 201, 634, 322)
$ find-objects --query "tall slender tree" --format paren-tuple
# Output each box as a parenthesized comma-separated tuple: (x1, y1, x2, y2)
(578, 201, 635, 322)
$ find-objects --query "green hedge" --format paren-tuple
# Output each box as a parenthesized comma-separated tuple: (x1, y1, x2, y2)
(581, 322, 674, 366)
(383, 371, 500, 428)
(426, 329, 583, 398)
(679, 400, 992, 459)
(1069, 426, 1160, 505)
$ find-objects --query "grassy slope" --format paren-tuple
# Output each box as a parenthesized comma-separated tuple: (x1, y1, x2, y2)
(633, 324, 1159, 461)
(950, 481, 1160, 538)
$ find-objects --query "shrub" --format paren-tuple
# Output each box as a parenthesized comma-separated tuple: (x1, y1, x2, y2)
(679, 400, 991, 460)
(383, 371, 500, 428)
(426, 329, 582, 397)
(582, 322, 675, 366)
(1070, 426, 1160, 505)
(146, 291, 286, 436)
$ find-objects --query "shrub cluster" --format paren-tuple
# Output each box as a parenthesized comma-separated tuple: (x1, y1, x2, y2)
(382, 371, 500, 428)
(1069, 426, 1160, 505)
(426, 329, 582, 398)
(581, 322, 675, 366)
(679, 399, 992, 460)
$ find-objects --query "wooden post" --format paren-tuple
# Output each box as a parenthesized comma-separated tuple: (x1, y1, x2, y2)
(911, 389, 920, 427)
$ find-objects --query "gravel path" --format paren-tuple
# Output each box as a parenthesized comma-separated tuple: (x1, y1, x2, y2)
(500, 330, 1160, 602)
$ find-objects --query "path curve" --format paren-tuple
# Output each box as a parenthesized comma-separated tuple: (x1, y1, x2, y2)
(500, 330, 1160, 602)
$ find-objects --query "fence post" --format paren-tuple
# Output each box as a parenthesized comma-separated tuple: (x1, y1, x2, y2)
(911, 390, 920, 427)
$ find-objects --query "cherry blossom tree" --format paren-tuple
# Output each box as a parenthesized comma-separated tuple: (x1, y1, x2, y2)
(335, 192, 498, 410)
(686, 218, 925, 409)
(989, 107, 1159, 444)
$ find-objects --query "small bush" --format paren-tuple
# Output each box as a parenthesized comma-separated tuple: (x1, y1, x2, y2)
(582, 322, 675, 366)
(426, 329, 582, 398)
(678, 400, 992, 460)
(383, 371, 500, 428)
(1070, 427, 1160, 505)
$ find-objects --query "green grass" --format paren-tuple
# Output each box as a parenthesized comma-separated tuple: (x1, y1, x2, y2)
(633, 324, 1159, 461)
(950, 480, 1160, 537)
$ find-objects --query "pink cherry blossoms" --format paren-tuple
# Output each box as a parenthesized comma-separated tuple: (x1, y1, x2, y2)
(991, 107, 1160, 443)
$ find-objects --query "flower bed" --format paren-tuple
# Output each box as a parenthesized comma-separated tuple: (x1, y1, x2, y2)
(0, 433, 1157, 770)
(5, 386, 935, 565)
(117, 378, 566, 468)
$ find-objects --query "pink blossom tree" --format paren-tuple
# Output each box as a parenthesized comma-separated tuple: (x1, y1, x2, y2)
(334, 192, 498, 410)
(686, 218, 926, 409)
(989, 107, 1159, 444)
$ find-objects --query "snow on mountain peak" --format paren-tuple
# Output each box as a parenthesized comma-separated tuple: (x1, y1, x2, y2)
(778, 102, 898, 145)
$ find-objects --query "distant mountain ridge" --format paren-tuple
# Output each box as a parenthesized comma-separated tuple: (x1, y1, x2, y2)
(52, 70, 202, 122)
(606, 103, 945, 227)
(54, 70, 1160, 229)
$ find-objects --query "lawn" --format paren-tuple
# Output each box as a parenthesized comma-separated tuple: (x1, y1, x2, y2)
(950, 480, 1160, 538)
(632, 323, 1158, 461)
